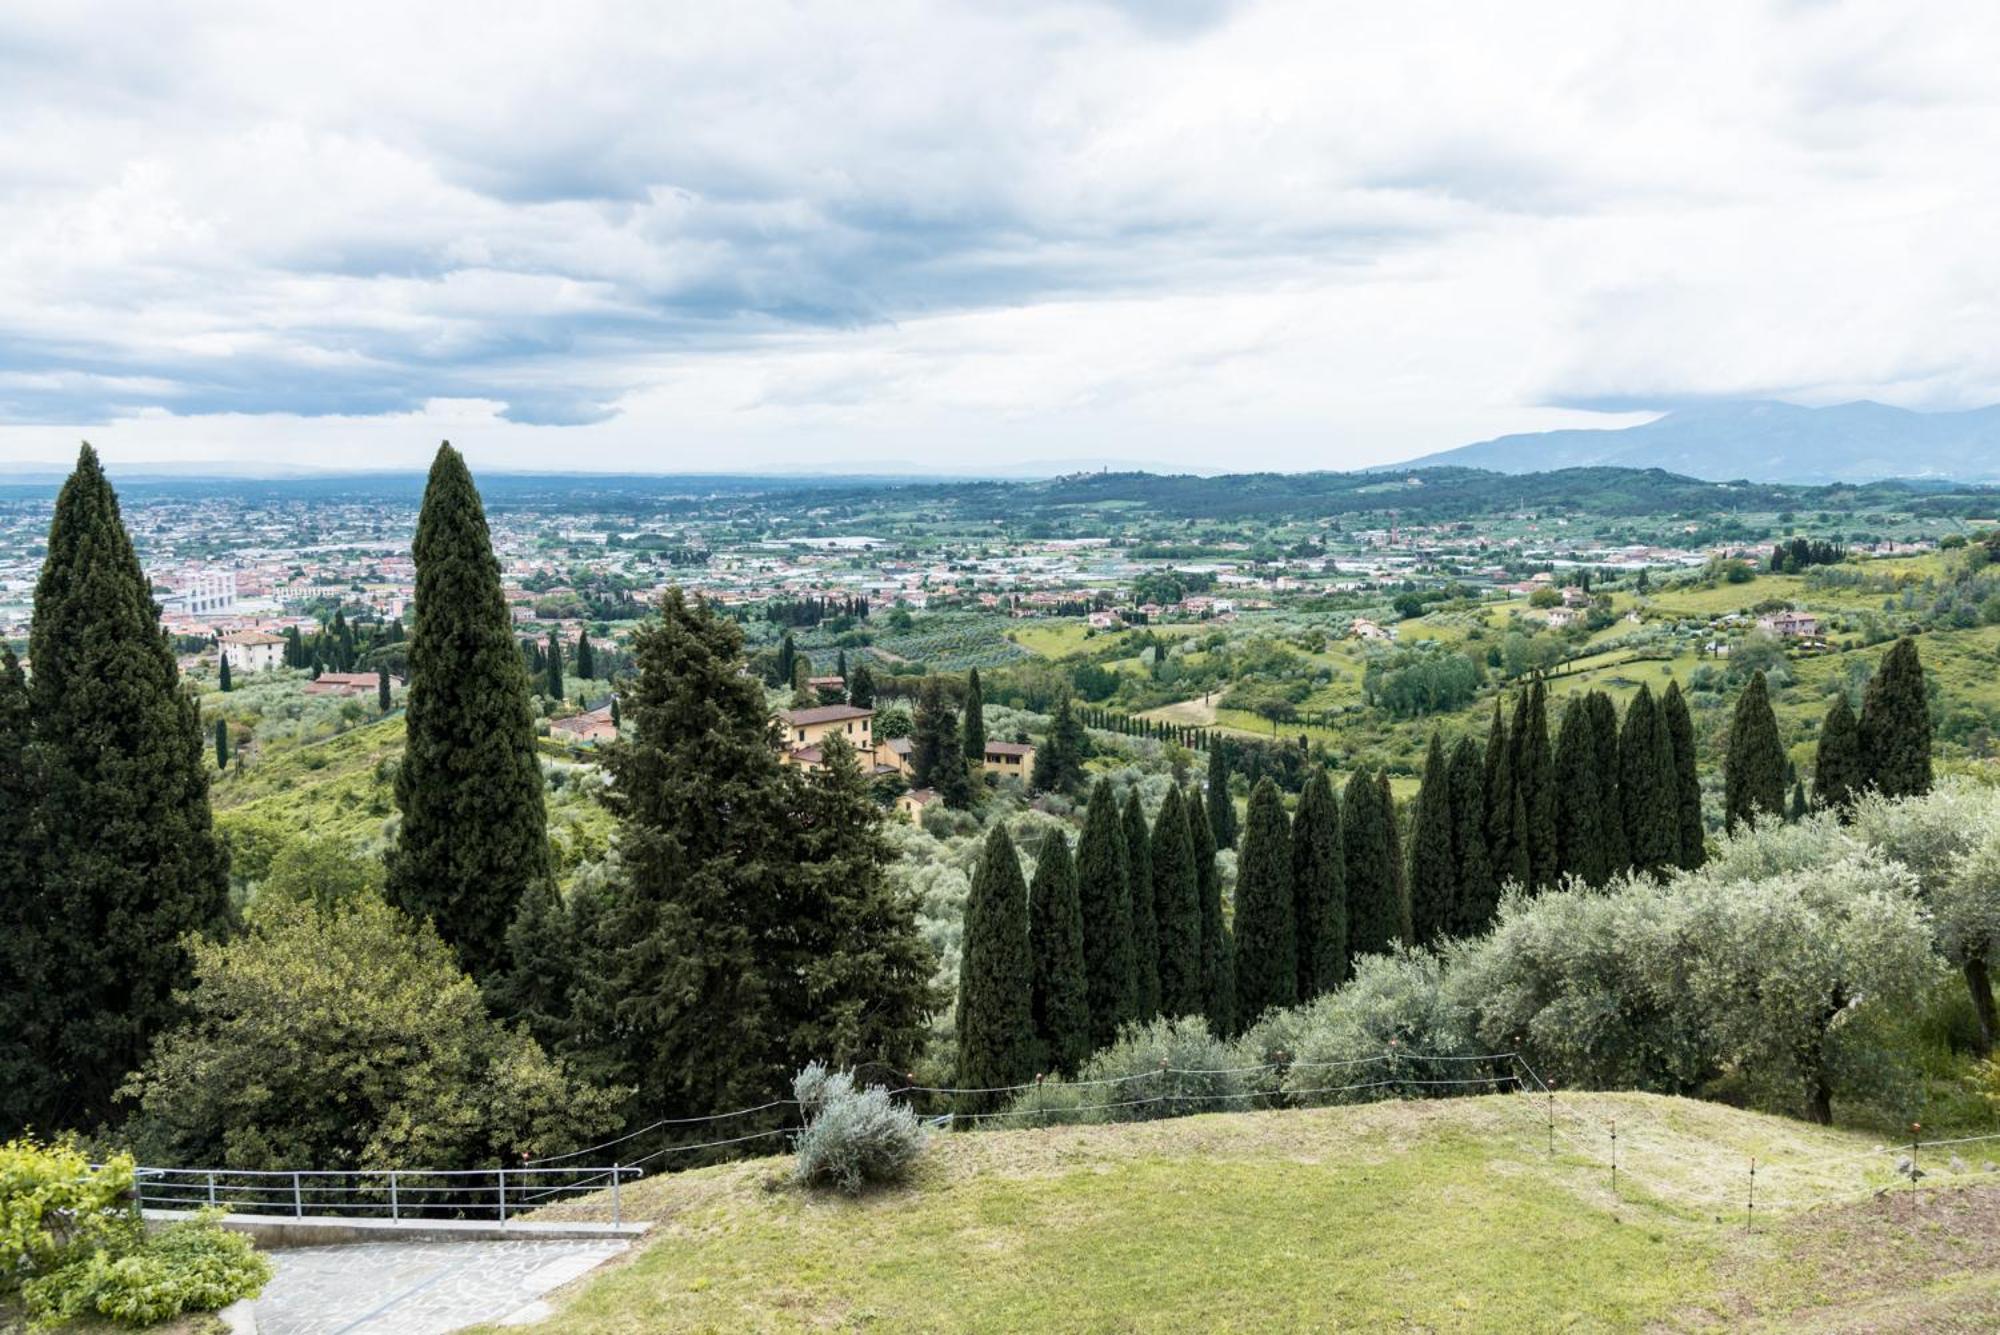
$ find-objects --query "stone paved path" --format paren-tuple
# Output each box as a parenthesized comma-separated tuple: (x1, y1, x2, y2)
(250, 1238, 628, 1334)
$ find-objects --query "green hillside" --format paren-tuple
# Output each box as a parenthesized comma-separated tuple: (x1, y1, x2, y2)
(511, 1094, 2000, 1332)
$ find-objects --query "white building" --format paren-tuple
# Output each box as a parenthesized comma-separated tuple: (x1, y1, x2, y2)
(219, 629, 286, 674)
(170, 570, 237, 615)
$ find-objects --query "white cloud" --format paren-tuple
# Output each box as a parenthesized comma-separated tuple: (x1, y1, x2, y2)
(2, 0, 1998, 470)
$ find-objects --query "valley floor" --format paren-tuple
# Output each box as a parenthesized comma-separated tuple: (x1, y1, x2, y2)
(501, 1092, 2000, 1332)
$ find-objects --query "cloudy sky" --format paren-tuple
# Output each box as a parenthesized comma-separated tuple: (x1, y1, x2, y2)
(2, 1, 1997, 475)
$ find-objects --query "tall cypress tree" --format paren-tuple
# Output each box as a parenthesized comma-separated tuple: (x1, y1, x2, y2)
(962, 668, 987, 762)
(1586, 692, 1629, 874)
(1552, 697, 1606, 885)
(0, 648, 52, 1133)
(912, 679, 975, 807)
(1122, 790, 1160, 1019)
(847, 662, 876, 708)
(1517, 682, 1557, 887)
(1207, 742, 1238, 849)
(388, 444, 551, 984)
(575, 629, 596, 681)
(1187, 788, 1236, 1037)
(1814, 693, 1864, 816)
(1290, 769, 1346, 997)
(957, 826, 1034, 1113)
(1076, 779, 1137, 1051)
(1724, 670, 1787, 831)
(21, 445, 229, 1130)
(1483, 702, 1524, 888)
(218, 654, 232, 693)
(1406, 734, 1457, 944)
(1860, 637, 1932, 799)
(1028, 829, 1090, 1076)
(545, 627, 564, 699)
(1662, 681, 1704, 869)
(1447, 737, 1497, 936)
(214, 717, 229, 771)
(1620, 685, 1673, 873)
(1344, 769, 1400, 963)
(1379, 771, 1410, 943)
(1150, 787, 1203, 1019)
(1233, 778, 1295, 1023)
(1030, 694, 1087, 795)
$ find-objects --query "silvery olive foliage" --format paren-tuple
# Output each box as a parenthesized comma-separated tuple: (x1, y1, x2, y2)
(791, 1063, 928, 1195)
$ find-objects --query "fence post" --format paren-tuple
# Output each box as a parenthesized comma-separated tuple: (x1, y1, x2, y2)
(611, 1165, 621, 1228)
(389, 1171, 399, 1223)
(293, 1172, 303, 1218)
(1155, 1058, 1168, 1118)
(1746, 1158, 1755, 1233)
(1609, 1120, 1618, 1196)
(1035, 1073, 1046, 1129)
(1910, 1123, 1921, 1220)
(499, 1166, 508, 1225)
(206, 1172, 217, 1209)
(1546, 1092, 1554, 1157)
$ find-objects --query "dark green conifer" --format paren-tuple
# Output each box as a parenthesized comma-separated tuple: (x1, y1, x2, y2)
(1290, 769, 1346, 997)
(1552, 697, 1606, 884)
(847, 662, 876, 708)
(1620, 685, 1673, 872)
(1788, 779, 1809, 822)
(1028, 829, 1090, 1075)
(912, 678, 975, 807)
(1859, 637, 1932, 799)
(1482, 702, 1522, 886)
(1344, 769, 1400, 963)
(1516, 682, 1557, 887)
(20, 445, 229, 1129)
(1076, 779, 1137, 1050)
(1406, 734, 1457, 943)
(962, 668, 987, 762)
(1150, 787, 1203, 1019)
(1585, 692, 1628, 873)
(1187, 788, 1236, 1037)
(1030, 694, 1088, 795)
(388, 444, 551, 983)
(1207, 742, 1238, 849)
(1662, 681, 1704, 869)
(1447, 737, 1497, 935)
(956, 826, 1034, 1113)
(0, 648, 51, 1132)
(214, 717, 229, 771)
(1814, 693, 1864, 816)
(1379, 771, 1410, 943)
(218, 654, 232, 692)
(545, 628, 563, 699)
(378, 669, 392, 713)
(1232, 778, 1295, 1023)
(575, 630, 595, 680)
(1724, 670, 1787, 831)
(486, 877, 575, 1054)
(1122, 790, 1160, 1019)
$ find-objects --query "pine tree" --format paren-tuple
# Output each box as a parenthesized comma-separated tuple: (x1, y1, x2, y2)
(1028, 829, 1090, 1075)
(1379, 771, 1410, 943)
(388, 444, 551, 984)
(1552, 698, 1606, 885)
(848, 663, 875, 708)
(1586, 692, 1629, 874)
(1814, 693, 1864, 815)
(1406, 734, 1458, 944)
(962, 668, 987, 762)
(1233, 778, 1295, 1023)
(1076, 779, 1137, 1051)
(1447, 737, 1497, 936)
(1516, 682, 1557, 887)
(1662, 681, 1705, 870)
(20, 445, 229, 1130)
(1030, 695, 1088, 795)
(1207, 742, 1238, 849)
(1724, 670, 1787, 831)
(218, 653, 232, 692)
(1150, 786, 1203, 1019)
(1187, 788, 1236, 1037)
(1290, 769, 1346, 997)
(486, 877, 575, 1054)
(545, 627, 563, 699)
(1122, 789, 1161, 1019)
(1860, 637, 1932, 799)
(575, 630, 596, 680)
(956, 826, 1035, 1113)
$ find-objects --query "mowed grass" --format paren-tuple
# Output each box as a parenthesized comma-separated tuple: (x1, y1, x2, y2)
(506, 1092, 1999, 1333)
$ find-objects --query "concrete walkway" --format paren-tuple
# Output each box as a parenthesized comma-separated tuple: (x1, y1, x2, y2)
(244, 1238, 628, 1333)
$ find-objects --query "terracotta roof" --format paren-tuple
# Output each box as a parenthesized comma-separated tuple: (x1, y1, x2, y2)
(780, 703, 873, 726)
(220, 630, 286, 645)
(984, 741, 1035, 756)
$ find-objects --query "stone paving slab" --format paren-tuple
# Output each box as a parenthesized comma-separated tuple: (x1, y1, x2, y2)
(251, 1238, 629, 1334)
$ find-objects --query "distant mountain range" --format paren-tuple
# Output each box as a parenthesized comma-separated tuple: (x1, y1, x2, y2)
(1396, 401, 2000, 484)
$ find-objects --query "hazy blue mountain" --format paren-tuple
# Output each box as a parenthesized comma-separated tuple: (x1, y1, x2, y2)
(1398, 401, 2000, 484)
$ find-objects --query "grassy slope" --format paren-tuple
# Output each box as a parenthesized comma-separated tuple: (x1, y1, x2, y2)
(508, 1093, 2000, 1333)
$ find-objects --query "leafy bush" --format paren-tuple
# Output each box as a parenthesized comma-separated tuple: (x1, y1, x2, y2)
(791, 1063, 927, 1195)
(1003, 1017, 1247, 1125)
(2, 1139, 138, 1300)
(24, 1211, 270, 1327)
(1248, 949, 1483, 1103)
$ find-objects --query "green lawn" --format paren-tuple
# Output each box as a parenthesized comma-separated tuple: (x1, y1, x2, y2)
(508, 1092, 2000, 1333)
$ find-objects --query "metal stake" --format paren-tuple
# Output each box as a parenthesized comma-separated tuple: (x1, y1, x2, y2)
(1609, 1120, 1618, 1196)
(1747, 1157, 1755, 1233)
(389, 1171, 399, 1222)
(611, 1165, 621, 1227)
(293, 1171, 303, 1218)
(499, 1166, 508, 1224)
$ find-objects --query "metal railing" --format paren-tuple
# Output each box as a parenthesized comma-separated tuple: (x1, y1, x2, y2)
(130, 1162, 645, 1226)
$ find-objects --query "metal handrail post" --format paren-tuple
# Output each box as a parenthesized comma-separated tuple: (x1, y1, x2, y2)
(389, 1171, 399, 1222)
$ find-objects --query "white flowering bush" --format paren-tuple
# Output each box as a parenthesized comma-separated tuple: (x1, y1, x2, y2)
(791, 1063, 927, 1195)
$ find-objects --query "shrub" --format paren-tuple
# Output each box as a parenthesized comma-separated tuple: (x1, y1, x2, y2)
(791, 1063, 927, 1195)
(23, 1211, 270, 1328)
(1002, 1016, 1248, 1125)
(1, 1139, 138, 1300)
(1251, 949, 1483, 1103)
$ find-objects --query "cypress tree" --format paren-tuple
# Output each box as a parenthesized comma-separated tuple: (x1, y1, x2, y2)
(1028, 829, 1090, 1075)
(1122, 790, 1160, 1019)
(1552, 697, 1606, 884)
(1379, 771, 1410, 943)
(378, 668, 392, 713)
(1344, 769, 1400, 963)
(21, 445, 229, 1130)
(1662, 680, 1703, 869)
(1233, 778, 1295, 1023)
(1724, 670, 1787, 831)
(1788, 779, 1809, 822)
(847, 662, 876, 708)
(1290, 770, 1346, 997)
(214, 717, 229, 771)
(486, 877, 576, 1055)
(1814, 693, 1864, 815)
(1488, 725, 1530, 889)
(1150, 787, 1203, 1019)
(576, 630, 596, 680)
(912, 679, 974, 807)
(545, 627, 563, 699)
(1620, 685, 1672, 873)
(1406, 734, 1457, 944)
(1860, 637, 1932, 799)
(776, 633, 796, 688)
(1586, 692, 1628, 874)
(0, 648, 52, 1132)
(1030, 695, 1088, 795)
(1447, 737, 1497, 936)
(962, 668, 987, 762)
(388, 444, 552, 984)
(1076, 779, 1137, 1050)
(1187, 788, 1236, 1037)
(956, 826, 1034, 1113)
(1516, 682, 1557, 887)
(1207, 742, 1238, 849)
(218, 653, 232, 692)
